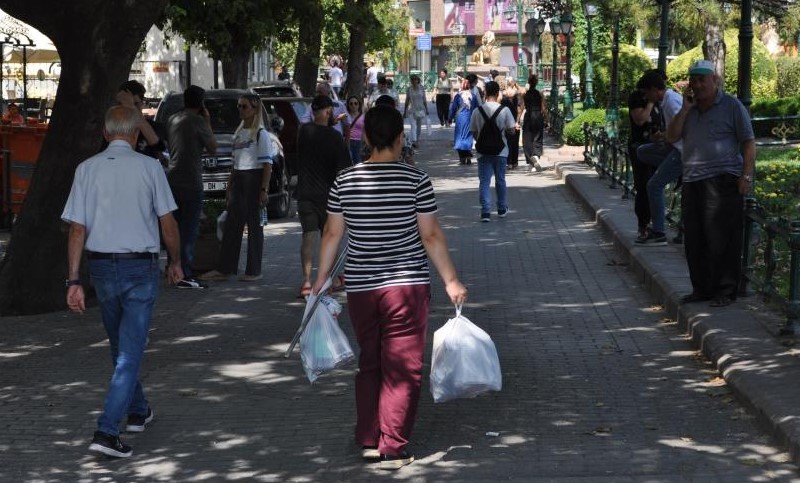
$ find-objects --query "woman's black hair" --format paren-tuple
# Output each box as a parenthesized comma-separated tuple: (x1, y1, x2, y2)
(364, 105, 403, 152)
(346, 95, 362, 113)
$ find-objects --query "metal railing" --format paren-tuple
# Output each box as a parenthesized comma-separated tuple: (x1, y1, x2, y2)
(581, 119, 800, 333)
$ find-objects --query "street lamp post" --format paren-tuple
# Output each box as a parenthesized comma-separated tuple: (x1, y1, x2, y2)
(560, 13, 575, 121)
(534, 16, 547, 91)
(605, 14, 621, 138)
(583, 2, 598, 108)
(549, 17, 562, 116)
(504, 0, 535, 84)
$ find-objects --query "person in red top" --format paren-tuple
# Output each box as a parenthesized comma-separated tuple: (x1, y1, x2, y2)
(3, 103, 24, 124)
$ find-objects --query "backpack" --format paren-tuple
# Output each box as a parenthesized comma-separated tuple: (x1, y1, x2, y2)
(475, 106, 505, 155)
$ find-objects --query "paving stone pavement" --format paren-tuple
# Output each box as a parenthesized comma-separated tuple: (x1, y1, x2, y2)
(0, 120, 799, 482)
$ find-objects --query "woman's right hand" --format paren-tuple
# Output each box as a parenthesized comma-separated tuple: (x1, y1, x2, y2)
(445, 280, 468, 306)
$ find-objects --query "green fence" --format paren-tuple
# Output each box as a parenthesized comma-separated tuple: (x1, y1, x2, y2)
(581, 118, 800, 333)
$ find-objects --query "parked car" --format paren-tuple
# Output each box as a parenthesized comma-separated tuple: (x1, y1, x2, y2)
(252, 81, 303, 98)
(155, 89, 291, 219)
(259, 96, 312, 184)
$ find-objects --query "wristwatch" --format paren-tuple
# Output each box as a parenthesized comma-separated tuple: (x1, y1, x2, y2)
(65, 279, 81, 287)
(743, 174, 752, 182)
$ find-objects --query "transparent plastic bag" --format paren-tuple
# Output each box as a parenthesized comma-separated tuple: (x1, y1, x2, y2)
(299, 293, 354, 383)
(430, 306, 502, 403)
(216, 211, 228, 241)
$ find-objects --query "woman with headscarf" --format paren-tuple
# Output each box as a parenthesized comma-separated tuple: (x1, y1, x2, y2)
(448, 79, 477, 165)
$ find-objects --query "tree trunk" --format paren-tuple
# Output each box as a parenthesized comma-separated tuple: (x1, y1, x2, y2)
(294, 0, 323, 97)
(0, 0, 168, 315)
(345, 18, 367, 100)
(703, 22, 726, 80)
(221, 50, 251, 89)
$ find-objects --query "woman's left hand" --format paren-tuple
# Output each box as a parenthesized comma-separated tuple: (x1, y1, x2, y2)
(260, 190, 268, 206)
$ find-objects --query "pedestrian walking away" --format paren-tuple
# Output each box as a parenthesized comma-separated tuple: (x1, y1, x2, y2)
(199, 94, 276, 282)
(62, 105, 184, 458)
(470, 81, 516, 222)
(666, 59, 755, 308)
(500, 78, 523, 170)
(312, 105, 467, 470)
(521, 74, 547, 172)
(165, 85, 217, 289)
(295, 94, 352, 298)
(449, 79, 478, 165)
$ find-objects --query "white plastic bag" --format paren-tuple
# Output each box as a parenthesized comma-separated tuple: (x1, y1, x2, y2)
(430, 306, 502, 403)
(216, 211, 228, 241)
(299, 293, 354, 383)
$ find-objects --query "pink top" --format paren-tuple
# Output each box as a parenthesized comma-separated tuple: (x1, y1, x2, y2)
(348, 112, 365, 141)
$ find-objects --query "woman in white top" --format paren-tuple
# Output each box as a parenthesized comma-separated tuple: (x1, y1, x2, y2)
(201, 94, 275, 282)
(403, 74, 428, 148)
(432, 69, 452, 127)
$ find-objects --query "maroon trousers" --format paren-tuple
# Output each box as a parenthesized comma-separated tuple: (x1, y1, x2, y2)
(346, 284, 430, 456)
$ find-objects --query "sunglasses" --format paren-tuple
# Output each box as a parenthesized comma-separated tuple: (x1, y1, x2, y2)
(348, 101, 359, 105)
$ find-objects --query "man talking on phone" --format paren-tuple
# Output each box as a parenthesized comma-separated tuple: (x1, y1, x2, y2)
(665, 59, 755, 308)
(166, 85, 217, 289)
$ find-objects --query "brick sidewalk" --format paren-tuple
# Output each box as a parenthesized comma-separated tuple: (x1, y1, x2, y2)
(0, 122, 797, 481)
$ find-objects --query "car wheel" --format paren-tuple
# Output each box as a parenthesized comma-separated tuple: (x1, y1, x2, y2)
(268, 190, 290, 219)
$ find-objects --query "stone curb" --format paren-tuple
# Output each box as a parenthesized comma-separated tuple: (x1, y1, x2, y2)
(555, 156, 800, 466)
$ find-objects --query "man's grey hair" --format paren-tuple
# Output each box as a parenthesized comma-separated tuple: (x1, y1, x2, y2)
(104, 105, 139, 137)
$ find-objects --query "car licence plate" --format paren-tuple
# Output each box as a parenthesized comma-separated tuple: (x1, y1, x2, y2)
(204, 181, 227, 191)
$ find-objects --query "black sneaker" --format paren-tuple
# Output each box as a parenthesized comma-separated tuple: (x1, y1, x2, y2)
(125, 407, 154, 433)
(378, 451, 415, 470)
(634, 231, 667, 246)
(498, 208, 508, 218)
(88, 431, 133, 458)
(480, 213, 491, 222)
(635, 229, 649, 244)
(176, 278, 207, 289)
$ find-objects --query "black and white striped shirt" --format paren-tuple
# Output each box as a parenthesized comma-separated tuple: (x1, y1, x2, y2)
(327, 162, 437, 292)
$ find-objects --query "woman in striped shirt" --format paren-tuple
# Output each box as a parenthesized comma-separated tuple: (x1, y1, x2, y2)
(313, 105, 467, 470)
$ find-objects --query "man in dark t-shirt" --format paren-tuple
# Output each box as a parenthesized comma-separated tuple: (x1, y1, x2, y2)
(165, 85, 216, 288)
(296, 95, 352, 296)
(627, 83, 662, 240)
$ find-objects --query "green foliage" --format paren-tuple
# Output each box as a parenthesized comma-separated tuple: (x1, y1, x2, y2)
(776, 57, 800, 98)
(165, 0, 283, 62)
(199, 199, 227, 234)
(753, 158, 800, 218)
(563, 109, 607, 145)
(589, 44, 653, 108)
(665, 29, 777, 99)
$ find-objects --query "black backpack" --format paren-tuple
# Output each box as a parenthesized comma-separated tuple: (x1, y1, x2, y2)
(475, 106, 505, 155)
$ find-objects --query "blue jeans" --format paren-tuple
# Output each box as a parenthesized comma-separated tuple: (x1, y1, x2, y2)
(170, 188, 203, 278)
(89, 258, 160, 436)
(637, 143, 682, 234)
(478, 155, 507, 214)
(349, 139, 362, 164)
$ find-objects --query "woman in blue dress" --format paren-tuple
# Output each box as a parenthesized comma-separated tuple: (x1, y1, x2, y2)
(448, 79, 477, 165)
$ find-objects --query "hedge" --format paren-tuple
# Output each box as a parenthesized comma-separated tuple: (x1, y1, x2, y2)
(588, 44, 654, 108)
(563, 107, 630, 146)
(776, 57, 800, 98)
(666, 29, 776, 99)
